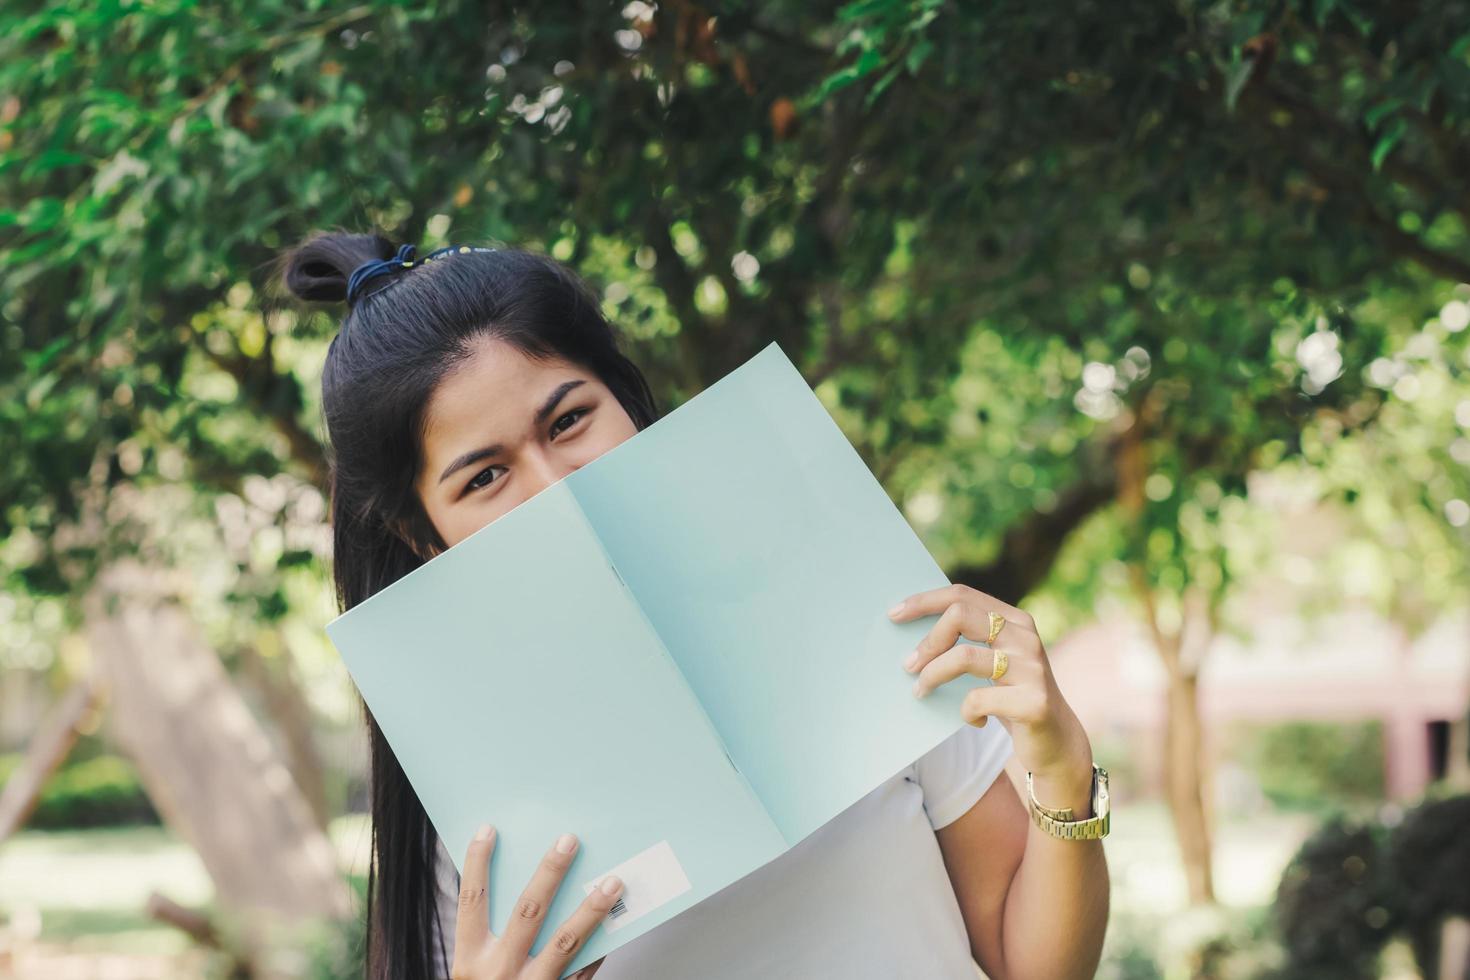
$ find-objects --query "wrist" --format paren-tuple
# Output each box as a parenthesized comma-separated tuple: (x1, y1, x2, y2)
(1027, 728, 1096, 818)
(1028, 763, 1095, 819)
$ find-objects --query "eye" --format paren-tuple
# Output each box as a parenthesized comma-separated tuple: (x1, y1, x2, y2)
(551, 407, 590, 438)
(466, 465, 505, 492)
(461, 409, 590, 497)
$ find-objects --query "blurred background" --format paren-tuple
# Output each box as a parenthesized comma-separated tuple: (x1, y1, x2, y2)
(1, 1, 1468, 977)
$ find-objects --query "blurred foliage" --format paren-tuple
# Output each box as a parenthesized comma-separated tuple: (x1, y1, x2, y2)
(197, 872, 369, 980)
(1269, 793, 1470, 979)
(1387, 793, 1470, 973)
(794, 0, 1470, 634)
(294, 873, 368, 980)
(0, 751, 159, 828)
(1088, 729, 1145, 804)
(1097, 913, 1168, 980)
(1, 0, 1466, 644)
(1096, 904, 1283, 980)
(1258, 288, 1470, 634)
(1241, 720, 1385, 810)
(1271, 814, 1398, 979)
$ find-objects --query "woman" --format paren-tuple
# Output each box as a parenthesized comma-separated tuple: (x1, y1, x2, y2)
(277, 231, 1110, 979)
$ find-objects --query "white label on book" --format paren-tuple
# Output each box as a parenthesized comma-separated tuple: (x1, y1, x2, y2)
(582, 839, 691, 933)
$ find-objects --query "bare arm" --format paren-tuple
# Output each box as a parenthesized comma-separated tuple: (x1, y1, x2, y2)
(935, 758, 1109, 979)
(891, 583, 1111, 979)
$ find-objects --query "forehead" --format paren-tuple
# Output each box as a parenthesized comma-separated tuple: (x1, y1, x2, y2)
(422, 337, 586, 441)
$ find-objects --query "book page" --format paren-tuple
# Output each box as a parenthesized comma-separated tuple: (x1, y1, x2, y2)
(570, 342, 990, 844)
(326, 479, 784, 974)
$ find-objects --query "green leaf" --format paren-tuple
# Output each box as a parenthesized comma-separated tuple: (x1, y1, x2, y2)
(21, 336, 68, 373)
(864, 62, 902, 109)
(835, 0, 892, 24)
(905, 37, 934, 75)
(17, 197, 63, 232)
(30, 149, 89, 174)
(854, 46, 884, 79)
(1413, 75, 1439, 113)
(1363, 98, 1402, 131)
(1371, 117, 1406, 172)
(835, 27, 867, 57)
(809, 63, 863, 103)
(909, 9, 940, 33)
(1223, 55, 1254, 113)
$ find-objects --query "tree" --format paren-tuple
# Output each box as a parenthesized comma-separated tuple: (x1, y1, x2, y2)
(2, 0, 1466, 919)
(822, 0, 1469, 903)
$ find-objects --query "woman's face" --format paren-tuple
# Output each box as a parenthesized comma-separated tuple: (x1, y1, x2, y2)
(415, 335, 639, 550)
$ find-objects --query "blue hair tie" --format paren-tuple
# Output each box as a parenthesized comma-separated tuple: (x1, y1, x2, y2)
(345, 243, 498, 305)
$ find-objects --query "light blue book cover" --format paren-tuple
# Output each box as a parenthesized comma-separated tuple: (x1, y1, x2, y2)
(326, 341, 995, 976)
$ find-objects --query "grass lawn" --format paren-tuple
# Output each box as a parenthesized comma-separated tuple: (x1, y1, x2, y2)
(0, 817, 372, 977)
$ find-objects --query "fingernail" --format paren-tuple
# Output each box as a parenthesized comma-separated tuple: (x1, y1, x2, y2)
(903, 650, 919, 672)
(475, 824, 494, 841)
(912, 680, 925, 698)
(599, 875, 623, 896)
(556, 833, 577, 853)
(888, 602, 906, 618)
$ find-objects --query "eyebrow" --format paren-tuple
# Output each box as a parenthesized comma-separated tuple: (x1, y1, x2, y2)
(436, 379, 588, 485)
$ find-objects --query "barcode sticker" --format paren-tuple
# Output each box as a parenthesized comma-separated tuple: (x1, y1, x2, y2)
(582, 839, 691, 934)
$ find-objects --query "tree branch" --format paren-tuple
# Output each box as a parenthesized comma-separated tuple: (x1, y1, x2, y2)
(948, 427, 1124, 605)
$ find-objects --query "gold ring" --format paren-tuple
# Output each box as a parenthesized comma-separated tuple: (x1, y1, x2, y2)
(989, 648, 1008, 682)
(986, 611, 1006, 646)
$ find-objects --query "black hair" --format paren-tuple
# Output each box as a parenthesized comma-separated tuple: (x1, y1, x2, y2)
(273, 229, 660, 979)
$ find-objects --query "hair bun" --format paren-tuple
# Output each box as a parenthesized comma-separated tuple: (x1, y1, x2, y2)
(277, 230, 396, 305)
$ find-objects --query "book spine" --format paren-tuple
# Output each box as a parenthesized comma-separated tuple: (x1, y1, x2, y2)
(564, 483, 772, 817)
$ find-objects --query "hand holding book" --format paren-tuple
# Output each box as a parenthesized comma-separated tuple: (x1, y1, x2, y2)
(450, 826, 620, 980)
(894, 583, 1096, 814)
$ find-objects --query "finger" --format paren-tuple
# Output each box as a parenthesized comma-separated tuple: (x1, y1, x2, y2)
(901, 599, 971, 674)
(889, 583, 1036, 635)
(911, 643, 1006, 698)
(902, 601, 1042, 679)
(501, 833, 581, 960)
(527, 876, 624, 978)
(455, 824, 497, 953)
(960, 682, 1042, 729)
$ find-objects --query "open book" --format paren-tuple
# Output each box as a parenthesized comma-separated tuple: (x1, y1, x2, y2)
(326, 341, 994, 976)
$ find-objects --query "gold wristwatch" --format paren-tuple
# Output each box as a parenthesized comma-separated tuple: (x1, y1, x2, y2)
(1026, 765, 1110, 840)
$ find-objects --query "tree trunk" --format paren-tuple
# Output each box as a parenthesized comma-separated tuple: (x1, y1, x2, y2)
(1456, 615, 1470, 790)
(84, 567, 350, 932)
(1118, 412, 1218, 906)
(1438, 916, 1470, 980)
(1127, 563, 1218, 905)
(1163, 663, 1216, 905)
(1446, 707, 1470, 790)
(0, 678, 97, 843)
(236, 638, 332, 830)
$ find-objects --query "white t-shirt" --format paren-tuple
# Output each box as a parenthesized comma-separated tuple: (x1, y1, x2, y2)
(432, 722, 1014, 978)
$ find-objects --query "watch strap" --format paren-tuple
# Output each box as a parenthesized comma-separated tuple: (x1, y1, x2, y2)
(1026, 765, 1109, 840)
